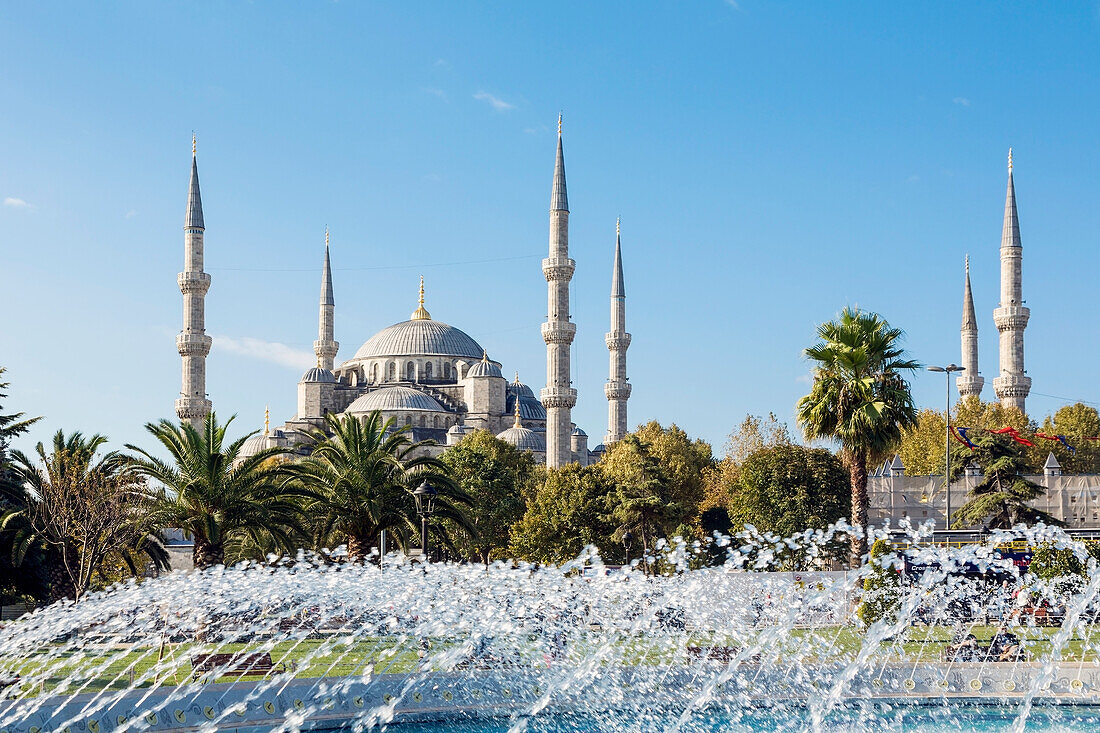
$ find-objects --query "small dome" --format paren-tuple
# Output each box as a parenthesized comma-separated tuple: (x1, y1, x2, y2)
(496, 426, 546, 452)
(506, 394, 546, 421)
(466, 353, 503, 379)
(592, 444, 607, 453)
(238, 433, 271, 459)
(346, 386, 446, 413)
(301, 367, 335, 383)
(571, 427, 587, 437)
(508, 375, 535, 398)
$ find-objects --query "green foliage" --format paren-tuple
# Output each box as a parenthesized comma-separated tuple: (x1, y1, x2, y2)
(0, 367, 45, 602)
(857, 538, 901, 626)
(126, 412, 310, 569)
(292, 411, 472, 561)
(508, 464, 614, 565)
(728, 444, 849, 569)
(948, 430, 1057, 529)
(1029, 542, 1091, 597)
(797, 307, 920, 566)
(439, 430, 535, 565)
(1037, 403, 1100, 475)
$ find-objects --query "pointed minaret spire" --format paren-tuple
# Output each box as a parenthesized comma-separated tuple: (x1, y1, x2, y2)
(992, 148, 1031, 412)
(957, 255, 984, 398)
(175, 136, 212, 427)
(513, 396, 523, 429)
(264, 405, 270, 437)
(605, 217, 632, 445)
(541, 114, 578, 467)
(313, 227, 339, 370)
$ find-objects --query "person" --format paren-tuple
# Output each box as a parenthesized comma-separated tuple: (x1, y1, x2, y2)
(988, 625, 1022, 662)
(948, 623, 980, 661)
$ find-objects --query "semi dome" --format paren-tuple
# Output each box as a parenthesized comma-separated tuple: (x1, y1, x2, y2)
(346, 386, 447, 413)
(352, 319, 485, 361)
(300, 367, 335, 383)
(496, 425, 546, 452)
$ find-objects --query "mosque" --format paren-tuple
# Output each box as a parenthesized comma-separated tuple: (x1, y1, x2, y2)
(173, 120, 631, 466)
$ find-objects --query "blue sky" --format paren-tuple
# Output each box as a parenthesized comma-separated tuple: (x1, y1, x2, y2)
(2, 2, 1099, 457)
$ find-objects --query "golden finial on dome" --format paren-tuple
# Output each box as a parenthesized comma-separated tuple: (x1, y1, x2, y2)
(411, 275, 431, 320)
(514, 371, 520, 384)
(481, 350, 489, 363)
(513, 396, 523, 428)
(264, 405, 270, 437)
(1008, 147, 1013, 172)
(192, 132, 197, 156)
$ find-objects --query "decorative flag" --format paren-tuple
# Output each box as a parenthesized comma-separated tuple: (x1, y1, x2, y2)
(1036, 432, 1077, 455)
(952, 426, 977, 450)
(992, 426, 1034, 447)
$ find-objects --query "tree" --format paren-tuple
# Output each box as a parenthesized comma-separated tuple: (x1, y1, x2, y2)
(0, 367, 45, 603)
(898, 398, 1035, 476)
(797, 307, 920, 567)
(292, 411, 473, 562)
(127, 413, 308, 569)
(949, 430, 1058, 529)
(724, 412, 792, 465)
(728, 444, 849, 569)
(1036, 403, 1100, 475)
(439, 430, 535, 566)
(508, 465, 614, 565)
(600, 422, 713, 529)
(603, 435, 681, 574)
(8, 431, 167, 601)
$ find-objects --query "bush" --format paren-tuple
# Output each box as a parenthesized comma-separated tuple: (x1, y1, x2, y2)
(857, 539, 901, 626)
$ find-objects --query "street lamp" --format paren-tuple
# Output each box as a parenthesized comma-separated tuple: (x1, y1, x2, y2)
(927, 364, 965, 531)
(412, 480, 438, 561)
(622, 531, 634, 570)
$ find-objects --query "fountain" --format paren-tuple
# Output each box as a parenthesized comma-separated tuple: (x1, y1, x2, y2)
(5, 522, 1100, 732)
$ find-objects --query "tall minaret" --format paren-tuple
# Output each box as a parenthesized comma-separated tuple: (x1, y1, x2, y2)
(956, 255, 984, 398)
(992, 148, 1031, 412)
(313, 227, 339, 370)
(604, 217, 631, 445)
(175, 135, 213, 428)
(540, 114, 578, 468)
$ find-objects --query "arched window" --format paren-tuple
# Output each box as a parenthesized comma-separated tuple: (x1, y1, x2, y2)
(424, 362, 433, 380)
(349, 371, 358, 387)
(406, 362, 416, 381)
(405, 415, 412, 426)
(369, 363, 378, 383)
(387, 362, 396, 381)
(433, 415, 440, 428)
(419, 415, 426, 427)
(443, 362, 451, 379)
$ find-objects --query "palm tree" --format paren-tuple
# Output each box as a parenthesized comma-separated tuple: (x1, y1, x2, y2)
(291, 411, 473, 562)
(126, 413, 308, 569)
(797, 307, 920, 567)
(6, 430, 167, 601)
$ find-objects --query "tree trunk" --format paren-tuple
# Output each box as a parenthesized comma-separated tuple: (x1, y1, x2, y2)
(849, 454, 869, 568)
(192, 537, 225, 570)
(47, 547, 76, 603)
(346, 533, 369, 563)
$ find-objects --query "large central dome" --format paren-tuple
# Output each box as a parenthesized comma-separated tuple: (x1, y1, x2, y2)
(351, 318, 485, 361)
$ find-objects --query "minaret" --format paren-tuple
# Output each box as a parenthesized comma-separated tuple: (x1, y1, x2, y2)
(175, 134, 213, 428)
(992, 148, 1031, 412)
(313, 227, 339, 370)
(540, 114, 578, 468)
(604, 217, 631, 445)
(957, 255, 984, 398)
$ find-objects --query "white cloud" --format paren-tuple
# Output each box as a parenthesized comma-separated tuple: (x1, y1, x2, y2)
(3, 197, 31, 209)
(214, 335, 314, 371)
(953, 96, 971, 107)
(423, 87, 447, 100)
(724, 0, 741, 9)
(473, 91, 515, 111)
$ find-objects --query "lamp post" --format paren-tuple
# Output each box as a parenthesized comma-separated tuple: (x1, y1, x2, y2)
(927, 364, 965, 532)
(412, 480, 438, 561)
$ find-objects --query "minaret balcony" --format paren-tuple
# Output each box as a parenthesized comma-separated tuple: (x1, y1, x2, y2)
(541, 257, 576, 282)
(992, 305, 1030, 332)
(605, 332, 632, 350)
(992, 374, 1032, 397)
(313, 339, 340, 356)
(175, 396, 212, 419)
(177, 271, 211, 295)
(539, 386, 577, 409)
(541, 322, 577, 344)
(176, 333, 213, 356)
(604, 381, 632, 400)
